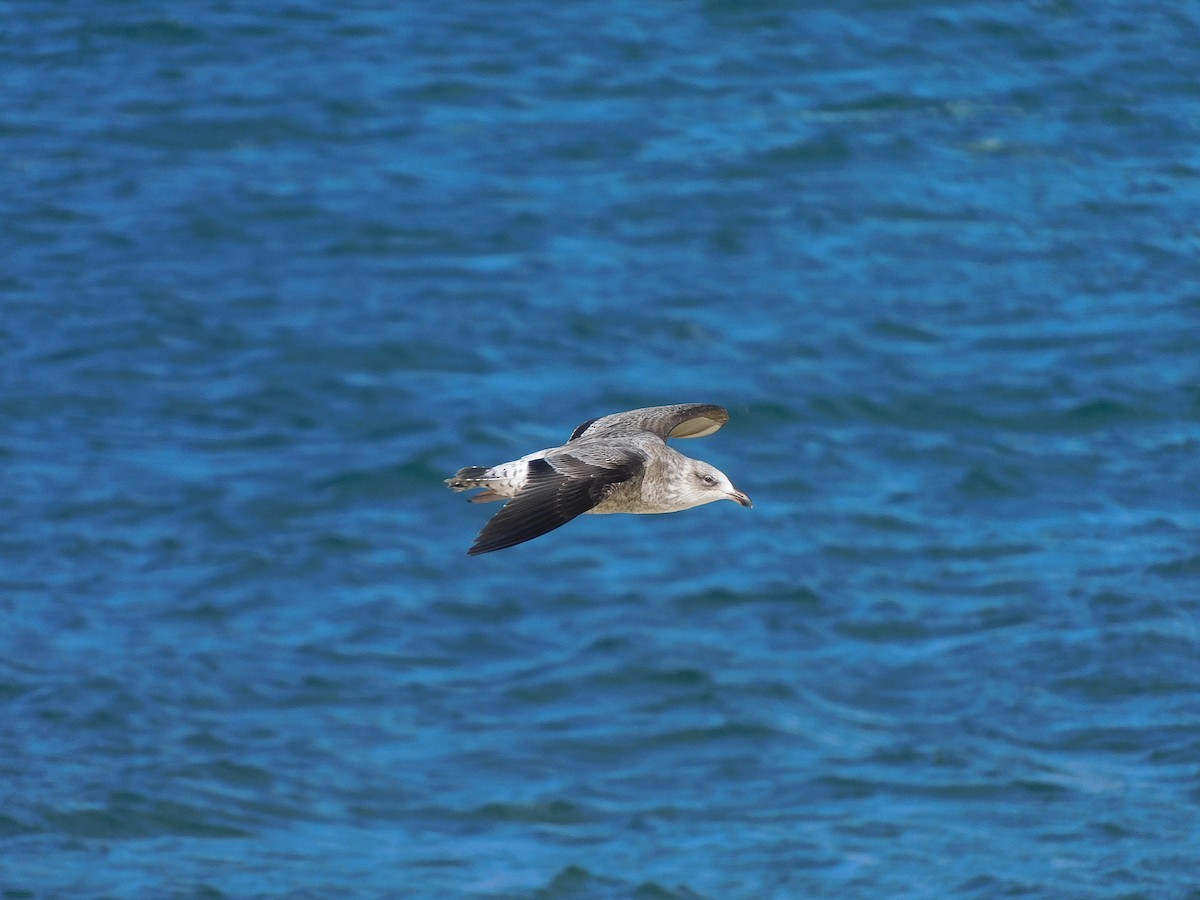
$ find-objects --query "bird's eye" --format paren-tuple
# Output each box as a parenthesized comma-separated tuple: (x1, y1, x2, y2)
(700, 473, 717, 486)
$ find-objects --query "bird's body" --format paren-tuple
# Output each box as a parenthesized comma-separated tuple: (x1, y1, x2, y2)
(446, 403, 751, 554)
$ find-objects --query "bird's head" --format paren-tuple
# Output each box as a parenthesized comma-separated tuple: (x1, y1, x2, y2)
(682, 461, 753, 510)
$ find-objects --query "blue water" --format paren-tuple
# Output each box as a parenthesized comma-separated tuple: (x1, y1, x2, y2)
(5, 2, 1200, 896)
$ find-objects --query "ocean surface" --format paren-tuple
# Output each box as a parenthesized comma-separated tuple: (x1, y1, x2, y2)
(4, 2, 1200, 897)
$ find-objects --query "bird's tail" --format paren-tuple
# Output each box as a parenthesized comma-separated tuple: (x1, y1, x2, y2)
(445, 465, 509, 504)
(445, 466, 490, 491)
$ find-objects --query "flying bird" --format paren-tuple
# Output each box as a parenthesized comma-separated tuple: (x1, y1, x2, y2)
(446, 403, 752, 555)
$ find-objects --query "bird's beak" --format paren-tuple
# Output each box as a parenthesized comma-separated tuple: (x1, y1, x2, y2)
(728, 489, 752, 508)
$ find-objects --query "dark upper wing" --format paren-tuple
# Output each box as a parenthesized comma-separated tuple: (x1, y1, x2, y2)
(568, 404, 729, 442)
(467, 452, 644, 555)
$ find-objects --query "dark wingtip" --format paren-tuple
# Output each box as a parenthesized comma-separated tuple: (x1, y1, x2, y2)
(568, 416, 600, 442)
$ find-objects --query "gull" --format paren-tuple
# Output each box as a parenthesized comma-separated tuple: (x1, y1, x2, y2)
(446, 403, 752, 555)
